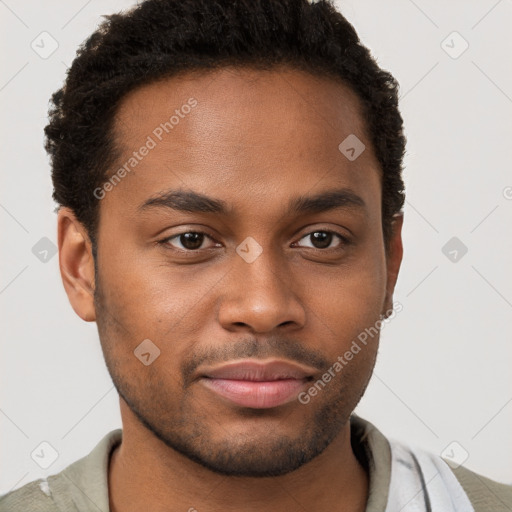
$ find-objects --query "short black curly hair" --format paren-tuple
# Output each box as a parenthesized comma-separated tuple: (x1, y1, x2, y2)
(45, 0, 406, 252)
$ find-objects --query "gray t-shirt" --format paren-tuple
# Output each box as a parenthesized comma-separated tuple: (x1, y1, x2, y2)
(1, 414, 511, 511)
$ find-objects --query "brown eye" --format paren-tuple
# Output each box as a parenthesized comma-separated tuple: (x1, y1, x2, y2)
(178, 232, 205, 250)
(296, 230, 347, 250)
(310, 231, 332, 249)
(161, 231, 214, 251)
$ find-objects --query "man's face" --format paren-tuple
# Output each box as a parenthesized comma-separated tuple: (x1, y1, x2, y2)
(91, 66, 400, 477)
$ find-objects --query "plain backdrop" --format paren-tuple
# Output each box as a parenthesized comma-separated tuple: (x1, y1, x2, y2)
(1, 0, 511, 495)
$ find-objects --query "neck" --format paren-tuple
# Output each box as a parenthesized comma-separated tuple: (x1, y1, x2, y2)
(108, 404, 369, 512)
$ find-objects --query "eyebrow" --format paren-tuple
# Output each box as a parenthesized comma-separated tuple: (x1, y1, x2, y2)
(138, 187, 366, 216)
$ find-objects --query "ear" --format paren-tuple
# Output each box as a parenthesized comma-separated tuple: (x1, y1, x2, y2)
(382, 213, 404, 316)
(57, 207, 96, 322)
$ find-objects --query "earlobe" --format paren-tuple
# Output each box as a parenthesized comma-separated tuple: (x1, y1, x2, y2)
(57, 207, 97, 322)
(383, 213, 404, 316)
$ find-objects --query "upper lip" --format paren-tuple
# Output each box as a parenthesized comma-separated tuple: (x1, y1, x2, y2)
(200, 359, 317, 381)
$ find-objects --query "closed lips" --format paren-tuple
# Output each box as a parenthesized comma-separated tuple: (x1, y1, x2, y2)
(200, 359, 317, 381)
(198, 360, 317, 409)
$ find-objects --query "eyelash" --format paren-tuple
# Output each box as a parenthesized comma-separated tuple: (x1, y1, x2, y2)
(157, 229, 351, 253)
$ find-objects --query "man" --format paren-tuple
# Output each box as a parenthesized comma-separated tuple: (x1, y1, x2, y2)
(1, 0, 510, 511)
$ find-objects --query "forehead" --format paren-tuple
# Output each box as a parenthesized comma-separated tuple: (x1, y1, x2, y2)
(114, 66, 368, 151)
(105, 66, 381, 220)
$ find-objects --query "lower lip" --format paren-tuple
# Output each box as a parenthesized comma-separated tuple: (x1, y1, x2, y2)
(200, 378, 309, 409)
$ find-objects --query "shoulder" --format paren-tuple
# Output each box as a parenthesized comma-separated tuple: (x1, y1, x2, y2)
(451, 464, 512, 512)
(354, 414, 512, 512)
(0, 479, 59, 512)
(0, 429, 122, 512)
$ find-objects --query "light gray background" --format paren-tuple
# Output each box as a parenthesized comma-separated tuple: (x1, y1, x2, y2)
(1, 0, 511, 495)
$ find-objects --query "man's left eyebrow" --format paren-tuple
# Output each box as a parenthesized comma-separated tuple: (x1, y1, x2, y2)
(137, 187, 366, 216)
(288, 188, 366, 215)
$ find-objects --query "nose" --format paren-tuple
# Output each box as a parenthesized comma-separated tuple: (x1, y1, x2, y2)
(217, 247, 306, 334)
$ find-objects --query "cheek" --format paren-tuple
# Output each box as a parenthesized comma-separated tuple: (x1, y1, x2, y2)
(299, 247, 387, 338)
(97, 238, 187, 317)
(96, 244, 224, 360)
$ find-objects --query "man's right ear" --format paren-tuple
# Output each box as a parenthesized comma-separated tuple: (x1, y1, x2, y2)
(57, 207, 96, 322)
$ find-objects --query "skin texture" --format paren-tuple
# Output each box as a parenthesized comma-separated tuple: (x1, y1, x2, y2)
(58, 66, 403, 512)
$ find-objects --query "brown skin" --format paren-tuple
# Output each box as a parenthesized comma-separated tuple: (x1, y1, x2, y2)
(58, 66, 403, 512)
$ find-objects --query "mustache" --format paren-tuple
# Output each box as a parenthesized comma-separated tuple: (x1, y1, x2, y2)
(181, 335, 329, 387)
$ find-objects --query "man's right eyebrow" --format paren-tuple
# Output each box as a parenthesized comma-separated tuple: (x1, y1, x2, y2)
(138, 189, 229, 214)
